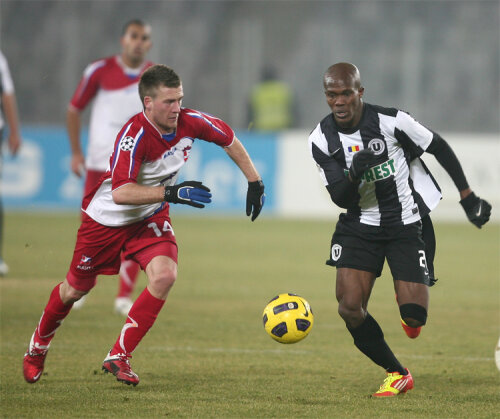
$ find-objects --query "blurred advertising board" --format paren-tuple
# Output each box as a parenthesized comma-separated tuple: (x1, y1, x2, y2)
(1, 127, 277, 214)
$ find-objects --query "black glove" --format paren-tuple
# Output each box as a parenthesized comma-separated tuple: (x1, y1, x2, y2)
(348, 149, 377, 181)
(460, 192, 492, 228)
(164, 181, 212, 208)
(246, 180, 265, 221)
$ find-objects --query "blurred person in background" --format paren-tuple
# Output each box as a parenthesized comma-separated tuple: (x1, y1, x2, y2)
(0, 50, 22, 276)
(67, 19, 153, 315)
(23, 64, 265, 387)
(309, 62, 491, 397)
(248, 66, 294, 131)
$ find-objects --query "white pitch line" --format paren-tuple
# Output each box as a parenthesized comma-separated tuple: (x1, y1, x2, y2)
(146, 346, 494, 362)
(147, 345, 312, 355)
(398, 353, 493, 362)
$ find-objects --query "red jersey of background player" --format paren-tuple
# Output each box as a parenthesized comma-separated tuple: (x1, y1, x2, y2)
(82, 107, 234, 226)
(70, 55, 154, 171)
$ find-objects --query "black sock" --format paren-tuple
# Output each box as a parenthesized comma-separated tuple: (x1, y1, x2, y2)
(347, 313, 406, 375)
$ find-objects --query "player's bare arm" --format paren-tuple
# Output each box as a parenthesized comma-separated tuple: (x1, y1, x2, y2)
(66, 105, 85, 177)
(112, 183, 164, 205)
(224, 136, 261, 182)
(224, 136, 265, 221)
(2, 92, 21, 155)
(113, 181, 211, 209)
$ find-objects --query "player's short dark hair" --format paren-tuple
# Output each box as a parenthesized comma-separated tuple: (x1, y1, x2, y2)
(139, 65, 181, 104)
(122, 19, 148, 36)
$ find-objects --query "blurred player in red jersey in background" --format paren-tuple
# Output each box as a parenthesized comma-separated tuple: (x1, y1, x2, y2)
(0, 50, 22, 276)
(24, 64, 266, 387)
(67, 19, 153, 315)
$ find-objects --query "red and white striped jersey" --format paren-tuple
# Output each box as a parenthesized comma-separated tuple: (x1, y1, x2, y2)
(69, 55, 154, 171)
(82, 108, 234, 226)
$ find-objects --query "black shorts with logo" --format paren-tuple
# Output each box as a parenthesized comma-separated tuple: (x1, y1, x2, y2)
(326, 214, 430, 285)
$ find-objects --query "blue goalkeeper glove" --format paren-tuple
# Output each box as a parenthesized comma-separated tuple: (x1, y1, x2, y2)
(246, 180, 265, 221)
(460, 192, 492, 229)
(164, 181, 212, 208)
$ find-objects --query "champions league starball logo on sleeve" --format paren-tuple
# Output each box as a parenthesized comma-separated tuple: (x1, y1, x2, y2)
(119, 136, 136, 152)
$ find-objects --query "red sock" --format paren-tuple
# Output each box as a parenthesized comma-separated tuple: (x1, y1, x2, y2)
(401, 319, 422, 339)
(117, 258, 140, 298)
(111, 288, 165, 355)
(35, 283, 73, 346)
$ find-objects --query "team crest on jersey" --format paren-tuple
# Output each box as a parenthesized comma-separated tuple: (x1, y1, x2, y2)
(120, 136, 136, 152)
(368, 138, 385, 155)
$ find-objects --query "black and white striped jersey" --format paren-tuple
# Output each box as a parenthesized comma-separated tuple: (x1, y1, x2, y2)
(309, 103, 441, 226)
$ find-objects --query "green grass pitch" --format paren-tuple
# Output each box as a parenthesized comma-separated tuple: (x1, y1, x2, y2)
(1, 212, 499, 418)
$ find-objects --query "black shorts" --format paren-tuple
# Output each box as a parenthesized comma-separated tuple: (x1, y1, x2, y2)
(326, 214, 430, 285)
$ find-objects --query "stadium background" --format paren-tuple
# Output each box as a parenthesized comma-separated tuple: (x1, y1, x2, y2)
(1, 0, 499, 221)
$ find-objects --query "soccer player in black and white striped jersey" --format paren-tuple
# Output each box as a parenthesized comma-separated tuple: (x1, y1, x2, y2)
(309, 62, 491, 397)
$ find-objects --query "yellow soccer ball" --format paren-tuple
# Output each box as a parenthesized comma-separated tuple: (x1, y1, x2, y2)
(262, 293, 314, 344)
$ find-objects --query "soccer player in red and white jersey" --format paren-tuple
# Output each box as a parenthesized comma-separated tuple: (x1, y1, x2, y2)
(67, 19, 154, 315)
(23, 64, 266, 386)
(0, 50, 22, 276)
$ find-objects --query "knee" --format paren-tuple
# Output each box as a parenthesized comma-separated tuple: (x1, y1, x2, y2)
(149, 266, 177, 297)
(400, 303, 428, 328)
(60, 280, 88, 304)
(338, 300, 365, 329)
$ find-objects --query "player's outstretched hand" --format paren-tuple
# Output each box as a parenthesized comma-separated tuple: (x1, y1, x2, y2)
(246, 180, 265, 221)
(349, 149, 377, 181)
(164, 181, 212, 208)
(460, 192, 492, 228)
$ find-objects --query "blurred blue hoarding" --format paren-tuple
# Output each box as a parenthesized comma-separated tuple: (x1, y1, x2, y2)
(2, 127, 277, 214)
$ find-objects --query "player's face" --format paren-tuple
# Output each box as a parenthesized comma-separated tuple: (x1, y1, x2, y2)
(145, 85, 184, 134)
(324, 76, 364, 129)
(121, 24, 152, 67)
